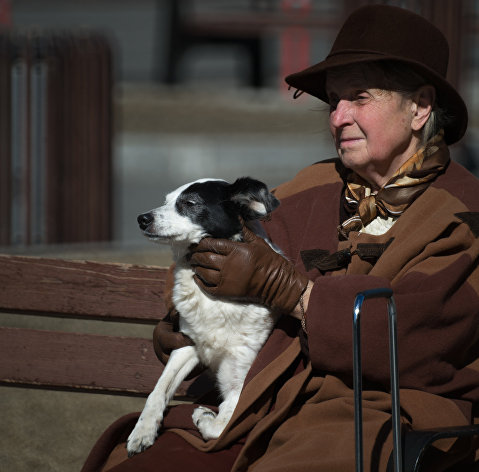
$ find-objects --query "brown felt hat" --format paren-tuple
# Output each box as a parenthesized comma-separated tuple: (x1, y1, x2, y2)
(285, 5, 468, 145)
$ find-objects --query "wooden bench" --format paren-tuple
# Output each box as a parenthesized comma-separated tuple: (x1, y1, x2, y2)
(0, 254, 210, 399)
(3, 253, 478, 472)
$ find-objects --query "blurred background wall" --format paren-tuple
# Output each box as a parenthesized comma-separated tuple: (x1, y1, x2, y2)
(1, 0, 478, 247)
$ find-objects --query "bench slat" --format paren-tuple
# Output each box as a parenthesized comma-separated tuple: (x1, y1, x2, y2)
(0, 255, 168, 322)
(0, 326, 204, 397)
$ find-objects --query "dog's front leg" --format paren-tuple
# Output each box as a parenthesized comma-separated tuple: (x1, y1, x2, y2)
(192, 355, 250, 441)
(127, 345, 200, 456)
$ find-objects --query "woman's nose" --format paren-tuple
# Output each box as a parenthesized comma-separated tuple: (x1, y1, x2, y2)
(330, 100, 354, 128)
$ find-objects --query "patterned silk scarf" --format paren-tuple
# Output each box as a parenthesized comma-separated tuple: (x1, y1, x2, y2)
(338, 131, 450, 239)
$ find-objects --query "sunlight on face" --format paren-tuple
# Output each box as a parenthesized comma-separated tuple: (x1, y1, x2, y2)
(326, 68, 420, 189)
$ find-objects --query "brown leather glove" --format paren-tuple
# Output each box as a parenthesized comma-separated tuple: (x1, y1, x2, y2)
(189, 226, 309, 314)
(153, 309, 206, 379)
(153, 309, 194, 365)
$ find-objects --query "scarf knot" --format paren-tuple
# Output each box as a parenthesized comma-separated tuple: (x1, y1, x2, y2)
(358, 194, 380, 222)
(338, 131, 449, 239)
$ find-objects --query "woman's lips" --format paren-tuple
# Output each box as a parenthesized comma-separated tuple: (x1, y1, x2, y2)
(339, 137, 364, 147)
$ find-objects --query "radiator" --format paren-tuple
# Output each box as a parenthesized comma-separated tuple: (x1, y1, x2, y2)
(0, 31, 113, 245)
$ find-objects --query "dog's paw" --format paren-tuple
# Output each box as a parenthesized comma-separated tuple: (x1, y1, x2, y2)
(193, 406, 225, 440)
(126, 417, 159, 457)
(192, 406, 217, 427)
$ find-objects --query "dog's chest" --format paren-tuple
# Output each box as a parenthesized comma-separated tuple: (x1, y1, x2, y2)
(171, 266, 274, 364)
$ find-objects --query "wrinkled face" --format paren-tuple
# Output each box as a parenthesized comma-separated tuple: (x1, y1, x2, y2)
(326, 70, 418, 189)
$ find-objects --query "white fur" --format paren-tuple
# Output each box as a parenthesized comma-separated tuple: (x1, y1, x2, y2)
(127, 179, 279, 455)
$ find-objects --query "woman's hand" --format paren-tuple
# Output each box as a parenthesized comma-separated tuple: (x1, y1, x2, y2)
(153, 309, 206, 379)
(152, 309, 194, 365)
(188, 226, 309, 314)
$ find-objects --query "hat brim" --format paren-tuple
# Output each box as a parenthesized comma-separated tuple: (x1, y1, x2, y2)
(285, 52, 468, 145)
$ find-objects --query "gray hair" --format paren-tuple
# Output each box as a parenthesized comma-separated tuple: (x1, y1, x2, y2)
(375, 61, 449, 145)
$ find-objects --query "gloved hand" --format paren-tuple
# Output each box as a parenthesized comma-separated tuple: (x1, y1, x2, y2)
(153, 309, 194, 365)
(153, 309, 206, 379)
(188, 226, 309, 314)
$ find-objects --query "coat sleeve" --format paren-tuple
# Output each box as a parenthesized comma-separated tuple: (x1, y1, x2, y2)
(305, 222, 479, 402)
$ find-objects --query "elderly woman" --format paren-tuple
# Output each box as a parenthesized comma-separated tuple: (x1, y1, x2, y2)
(83, 5, 479, 472)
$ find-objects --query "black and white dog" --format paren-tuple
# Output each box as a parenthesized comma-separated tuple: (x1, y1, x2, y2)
(127, 177, 280, 456)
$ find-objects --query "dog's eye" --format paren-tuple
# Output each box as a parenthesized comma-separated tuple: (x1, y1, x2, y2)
(177, 196, 200, 214)
(179, 199, 197, 210)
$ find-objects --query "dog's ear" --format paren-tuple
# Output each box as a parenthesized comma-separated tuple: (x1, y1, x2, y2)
(228, 177, 280, 221)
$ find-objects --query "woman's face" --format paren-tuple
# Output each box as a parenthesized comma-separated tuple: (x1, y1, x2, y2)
(326, 70, 420, 189)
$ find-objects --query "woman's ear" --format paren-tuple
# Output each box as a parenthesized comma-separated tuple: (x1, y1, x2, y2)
(411, 85, 435, 131)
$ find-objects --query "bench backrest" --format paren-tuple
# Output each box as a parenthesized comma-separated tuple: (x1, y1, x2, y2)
(0, 254, 203, 398)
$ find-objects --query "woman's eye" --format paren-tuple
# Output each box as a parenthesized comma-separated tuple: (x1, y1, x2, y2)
(355, 92, 369, 101)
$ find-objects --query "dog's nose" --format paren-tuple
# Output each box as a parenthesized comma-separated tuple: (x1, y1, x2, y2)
(138, 212, 154, 230)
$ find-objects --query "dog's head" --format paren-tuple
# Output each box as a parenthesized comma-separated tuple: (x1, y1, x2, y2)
(137, 177, 279, 249)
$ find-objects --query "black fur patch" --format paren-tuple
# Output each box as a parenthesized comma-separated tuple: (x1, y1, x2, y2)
(177, 181, 241, 239)
(176, 178, 278, 240)
(229, 177, 280, 220)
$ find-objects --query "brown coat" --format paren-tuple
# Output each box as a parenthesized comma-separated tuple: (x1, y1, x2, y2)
(168, 156, 479, 470)
(84, 155, 479, 472)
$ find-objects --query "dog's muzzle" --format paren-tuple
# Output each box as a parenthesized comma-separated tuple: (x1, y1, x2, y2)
(138, 212, 154, 231)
